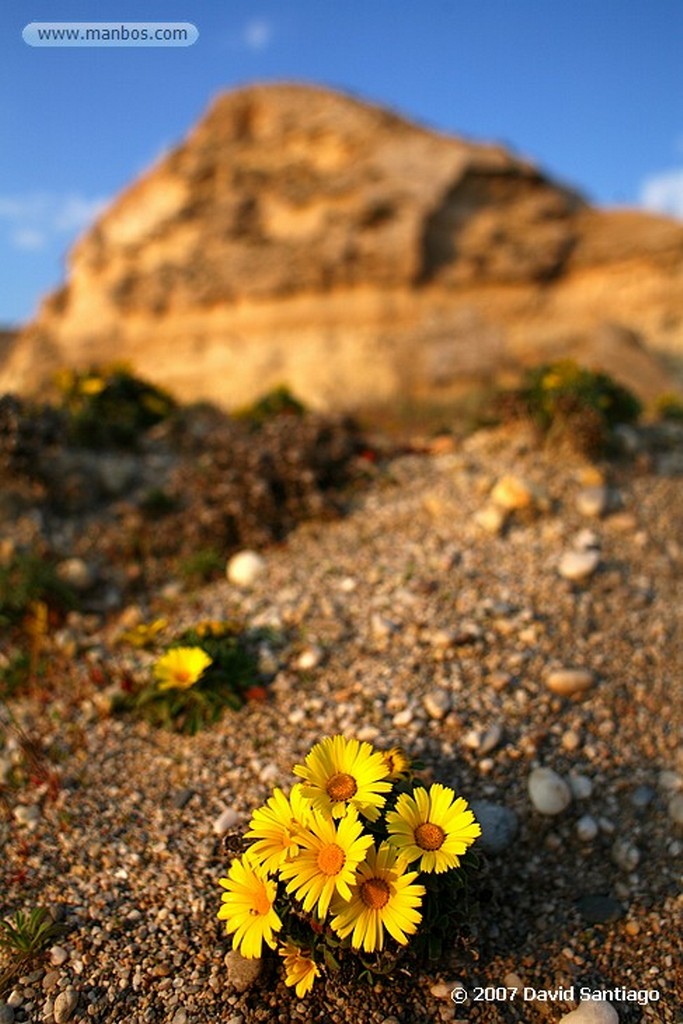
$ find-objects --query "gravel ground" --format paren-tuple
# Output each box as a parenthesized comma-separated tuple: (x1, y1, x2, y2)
(1, 424, 682, 1024)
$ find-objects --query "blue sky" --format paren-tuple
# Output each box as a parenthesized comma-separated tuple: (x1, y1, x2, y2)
(1, 1, 682, 325)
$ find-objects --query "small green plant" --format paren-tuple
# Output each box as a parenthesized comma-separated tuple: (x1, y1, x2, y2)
(503, 360, 642, 456)
(120, 621, 263, 734)
(235, 385, 307, 427)
(0, 907, 65, 958)
(176, 547, 224, 585)
(54, 364, 176, 449)
(654, 391, 683, 422)
(0, 553, 77, 628)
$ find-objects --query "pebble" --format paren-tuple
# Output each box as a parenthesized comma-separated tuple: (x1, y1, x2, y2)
(576, 815, 599, 841)
(294, 645, 323, 671)
(576, 485, 610, 518)
(469, 800, 519, 853)
(422, 689, 451, 720)
(568, 773, 593, 800)
(576, 894, 624, 924)
(171, 1010, 188, 1024)
(490, 474, 536, 511)
(474, 503, 507, 534)
(213, 807, 241, 835)
(56, 557, 94, 592)
(49, 946, 69, 967)
(0, 1005, 14, 1024)
(226, 550, 266, 587)
(559, 550, 600, 581)
(528, 767, 572, 815)
(392, 708, 413, 727)
(13, 804, 41, 829)
(224, 950, 262, 992)
(53, 987, 79, 1023)
(545, 667, 595, 697)
(611, 838, 640, 871)
(658, 769, 682, 792)
(479, 722, 503, 754)
(559, 1001, 619, 1024)
(668, 792, 683, 825)
(631, 784, 655, 809)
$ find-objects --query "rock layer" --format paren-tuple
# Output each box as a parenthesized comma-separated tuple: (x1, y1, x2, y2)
(3, 83, 683, 408)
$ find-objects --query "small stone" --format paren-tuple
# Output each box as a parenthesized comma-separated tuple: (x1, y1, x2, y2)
(561, 729, 582, 751)
(668, 792, 683, 825)
(13, 804, 41, 829)
(171, 1010, 188, 1024)
(528, 767, 572, 815)
(576, 815, 599, 841)
(224, 950, 262, 992)
(226, 550, 265, 587)
(430, 981, 452, 999)
(479, 722, 503, 754)
(371, 614, 400, 638)
(576, 485, 610, 518)
(469, 801, 519, 853)
(490, 475, 535, 511)
(42, 972, 60, 992)
(213, 807, 240, 835)
(568, 773, 593, 799)
(658, 769, 682, 792)
(294, 645, 323, 671)
(576, 894, 624, 924)
(630, 785, 655, 809)
(611, 838, 640, 871)
(474, 504, 507, 534)
(559, 550, 600, 581)
(574, 528, 601, 551)
(5, 994, 20, 1010)
(49, 946, 69, 967)
(54, 987, 79, 1023)
(559, 1000, 619, 1023)
(173, 788, 194, 810)
(0, 1004, 14, 1024)
(423, 690, 451, 720)
(392, 708, 413, 727)
(56, 557, 94, 592)
(546, 667, 595, 697)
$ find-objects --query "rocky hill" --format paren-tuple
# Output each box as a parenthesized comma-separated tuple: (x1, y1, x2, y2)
(3, 82, 683, 409)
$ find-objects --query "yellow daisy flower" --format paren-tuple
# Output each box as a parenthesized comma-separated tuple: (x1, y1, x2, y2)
(244, 784, 312, 873)
(278, 941, 320, 998)
(330, 842, 425, 953)
(380, 746, 411, 781)
(293, 734, 392, 822)
(385, 783, 481, 873)
(153, 647, 212, 691)
(217, 854, 282, 958)
(279, 807, 373, 919)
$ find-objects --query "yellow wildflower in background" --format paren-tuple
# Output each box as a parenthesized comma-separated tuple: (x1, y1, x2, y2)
(279, 807, 373, 919)
(380, 746, 411, 781)
(331, 842, 425, 952)
(386, 783, 481, 873)
(293, 734, 392, 822)
(278, 942, 320, 997)
(119, 617, 168, 648)
(153, 647, 212, 691)
(244, 784, 311, 873)
(217, 855, 282, 958)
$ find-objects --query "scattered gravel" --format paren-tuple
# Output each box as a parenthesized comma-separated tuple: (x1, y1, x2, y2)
(1, 424, 681, 1023)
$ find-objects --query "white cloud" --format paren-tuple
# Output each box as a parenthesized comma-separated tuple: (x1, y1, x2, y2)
(243, 17, 272, 51)
(640, 168, 683, 220)
(0, 192, 108, 251)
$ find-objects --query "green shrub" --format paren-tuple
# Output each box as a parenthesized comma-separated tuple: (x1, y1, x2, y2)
(235, 385, 306, 427)
(0, 552, 77, 627)
(54, 364, 176, 449)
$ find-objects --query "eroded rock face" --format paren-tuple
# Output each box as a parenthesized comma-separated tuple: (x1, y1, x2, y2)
(3, 83, 683, 409)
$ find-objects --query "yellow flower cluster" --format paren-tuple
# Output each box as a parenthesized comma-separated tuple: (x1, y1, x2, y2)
(217, 735, 481, 997)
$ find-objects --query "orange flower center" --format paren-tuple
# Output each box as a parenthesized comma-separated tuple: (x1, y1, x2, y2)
(250, 883, 272, 916)
(326, 772, 358, 802)
(360, 877, 390, 910)
(317, 842, 346, 876)
(175, 670, 191, 683)
(414, 821, 445, 851)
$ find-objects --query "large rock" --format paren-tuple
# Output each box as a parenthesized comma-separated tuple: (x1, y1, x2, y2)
(2, 83, 682, 409)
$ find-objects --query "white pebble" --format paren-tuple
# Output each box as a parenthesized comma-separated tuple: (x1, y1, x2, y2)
(50, 946, 69, 967)
(611, 838, 640, 871)
(392, 708, 413, 727)
(53, 988, 79, 1024)
(559, 550, 600, 581)
(56, 557, 94, 591)
(668, 792, 683, 825)
(576, 815, 599, 841)
(213, 807, 241, 835)
(294, 645, 323, 671)
(422, 690, 451, 720)
(528, 767, 572, 815)
(226, 550, 265, 587)
(576, 485, 610, 517)
(13, 805, 41, 829)
(559, 1000, 619, 1023)
(474, 504, 507, 534)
